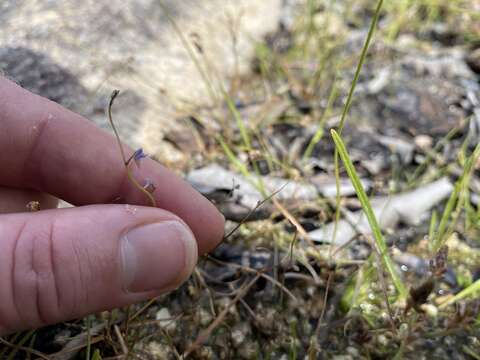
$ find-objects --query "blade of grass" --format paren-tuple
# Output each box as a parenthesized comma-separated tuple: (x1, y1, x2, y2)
(218, 134, 325, 261)
(223, 90, 251, 150)
(331, 129, 407, 298)
(337, 0, 383, 134)
(433, 180, 461, 251)
(26, 333, 36, 360)
(432, 142, 480, 252)
(86, 316, 92, 360)
(217, 135, 252, 179)
(407, 126, 460, 186)
(216, 134, 267, 195)
(218, 82, 279, 202)
(6, 330, 35, 360)
(428, 210, 438, 249)
(439, 279, 480, 309)
(0, 333, 20, 359)
(463, 345, 480, 360)
(331, 0, 383, 255)
(303, 75, 339, 160)
(0, 337, 50, 360)
(386, 0, 410, 40)
(220, 87, 269, 192)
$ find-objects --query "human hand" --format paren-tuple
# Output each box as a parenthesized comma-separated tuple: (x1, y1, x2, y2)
(0, 77, 225, 335)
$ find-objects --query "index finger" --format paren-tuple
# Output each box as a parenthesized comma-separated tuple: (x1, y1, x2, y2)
(0, 77, 224, 254)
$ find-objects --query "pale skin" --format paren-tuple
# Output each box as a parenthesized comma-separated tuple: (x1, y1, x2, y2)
(0, 76, 225, 334)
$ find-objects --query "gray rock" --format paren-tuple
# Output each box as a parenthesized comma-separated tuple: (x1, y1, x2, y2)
(0, 0, 283, 152)
(0, 47, 89, 112)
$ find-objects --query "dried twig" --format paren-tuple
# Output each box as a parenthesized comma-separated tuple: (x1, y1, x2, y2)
(114, 325, 128, 356)
(223, 184, 286, 240)
(182, 274, 261, 357)
(0, 337, 51, 360)
(205, 255, 298, 302)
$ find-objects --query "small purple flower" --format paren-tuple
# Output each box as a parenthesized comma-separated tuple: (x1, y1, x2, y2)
(133, 148, 148, 167)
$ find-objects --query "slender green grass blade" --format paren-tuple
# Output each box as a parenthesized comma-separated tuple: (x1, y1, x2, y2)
(217, 135, 266, 195)
(26, 333, 36, 360)
(6, 330, 35, 360)
(433, 142, 480, 251)
(85, 316, 92, 360)
(217, 135, 250, 178)
(428, 210, 438, 253)
(331, 129, 407, 298)
(224, 92, 251, 150)
(337, 0, 383, 134)
(463, 345, 480, 360)
(439, 279, 480, 309)
(331, 0, 383, 255)
(0, 333, 19, 359)
(303, 77, 338, 160)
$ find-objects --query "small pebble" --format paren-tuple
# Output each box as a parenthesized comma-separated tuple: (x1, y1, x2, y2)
(414, 135, 433, 150)
(421, 304, 438, 318)
(231, 323, 249, 347)
(198, 308, 213, 326)
(377, 334, 388, 346)
(155, 307, 176, 332)
(346, 346, 359, 357)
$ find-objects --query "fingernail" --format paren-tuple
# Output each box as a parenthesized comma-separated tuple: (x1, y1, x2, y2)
(120, 221, 198, 293)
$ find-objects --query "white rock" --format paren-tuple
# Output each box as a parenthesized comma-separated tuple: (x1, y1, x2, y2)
(155, 307, 176, 332)
(231, 323, 250, 347)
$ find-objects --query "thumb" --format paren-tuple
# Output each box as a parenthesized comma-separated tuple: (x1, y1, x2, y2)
(0, 204, 198, 334)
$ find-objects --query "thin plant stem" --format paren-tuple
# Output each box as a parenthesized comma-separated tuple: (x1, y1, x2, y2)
(183, 274, 261, 357)
(108, 90, 157, 207)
